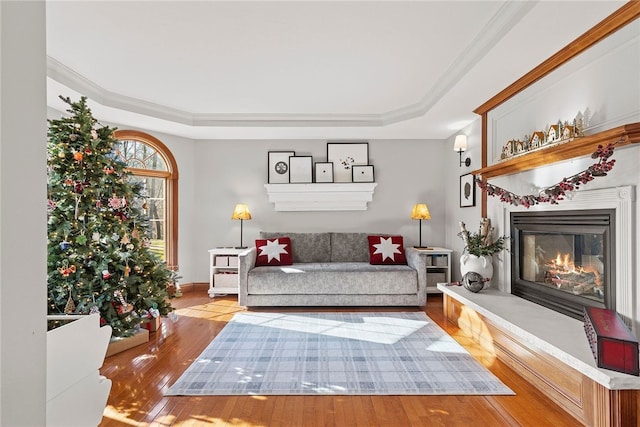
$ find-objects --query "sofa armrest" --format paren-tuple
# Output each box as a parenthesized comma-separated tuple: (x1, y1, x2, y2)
(405, 247, 427, 306)
(238, 247, 256, 306)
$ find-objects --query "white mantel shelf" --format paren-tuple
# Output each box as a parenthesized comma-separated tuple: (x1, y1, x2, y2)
(264, 183, 377, 211)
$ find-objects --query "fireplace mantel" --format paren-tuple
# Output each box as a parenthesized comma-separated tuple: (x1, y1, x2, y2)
(473, 122, 640, 179)
(502, 186, 636, 331)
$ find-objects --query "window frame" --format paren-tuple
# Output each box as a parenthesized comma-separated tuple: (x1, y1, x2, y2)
(114, 130, 179, 270)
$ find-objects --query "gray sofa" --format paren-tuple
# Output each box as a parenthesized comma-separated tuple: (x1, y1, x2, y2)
(238, 232, 426, 307)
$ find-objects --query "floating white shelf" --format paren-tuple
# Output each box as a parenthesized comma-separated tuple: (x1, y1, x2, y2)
(264, 183, 377, 211)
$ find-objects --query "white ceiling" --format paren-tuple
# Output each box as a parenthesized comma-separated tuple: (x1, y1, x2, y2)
(46, 1, 627, 140)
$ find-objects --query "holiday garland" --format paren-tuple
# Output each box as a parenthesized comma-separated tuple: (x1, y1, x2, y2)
(476, 142, 618, 208)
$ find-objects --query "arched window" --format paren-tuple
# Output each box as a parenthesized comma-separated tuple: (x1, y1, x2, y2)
(113, 130, 179, 270)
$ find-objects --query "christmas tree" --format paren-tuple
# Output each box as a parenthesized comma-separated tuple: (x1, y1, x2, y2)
(47, 96, 173, 337)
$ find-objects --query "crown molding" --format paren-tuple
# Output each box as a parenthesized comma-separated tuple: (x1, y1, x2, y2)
(46, 1, 535, 129)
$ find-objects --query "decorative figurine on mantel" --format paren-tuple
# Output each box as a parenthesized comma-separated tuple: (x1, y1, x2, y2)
(499, 111, 585, 160)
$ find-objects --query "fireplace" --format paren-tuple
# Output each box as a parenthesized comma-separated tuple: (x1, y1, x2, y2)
(510, 209, 615, 320)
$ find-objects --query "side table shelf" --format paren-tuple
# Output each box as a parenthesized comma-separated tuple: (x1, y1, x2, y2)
(208, 247, 245, 298)
(415, 247, 452, 294)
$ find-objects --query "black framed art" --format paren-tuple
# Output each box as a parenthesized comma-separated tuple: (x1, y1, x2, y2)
(460, 173, 476, 207)
(352, 165, 374, 182)
(314, 162, 334, 183)
(326, 142, 369, 182)
(289, 156, 313, 183)
(268, 151, 295, 183)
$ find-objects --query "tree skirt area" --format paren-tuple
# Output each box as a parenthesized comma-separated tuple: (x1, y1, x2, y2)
(165, 311, 514, 396)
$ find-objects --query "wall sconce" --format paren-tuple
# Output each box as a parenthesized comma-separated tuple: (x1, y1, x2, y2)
(231, 204, 252, 248)
(454, 134, 471, 167)
(410, 203, 431, 249)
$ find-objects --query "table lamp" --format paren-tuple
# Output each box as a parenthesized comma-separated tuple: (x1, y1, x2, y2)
(411, 203, 431, 249)
(231, 204, 251, 248)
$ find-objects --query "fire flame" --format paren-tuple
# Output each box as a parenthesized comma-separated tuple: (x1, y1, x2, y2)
(550, 252, 602, 287)
(554, 252, 572, 269)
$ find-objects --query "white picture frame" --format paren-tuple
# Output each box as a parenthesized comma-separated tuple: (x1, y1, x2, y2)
(289, 156, 313, 183)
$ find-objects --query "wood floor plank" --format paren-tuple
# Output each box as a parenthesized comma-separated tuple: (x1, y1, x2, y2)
(99, 292, 583, 426)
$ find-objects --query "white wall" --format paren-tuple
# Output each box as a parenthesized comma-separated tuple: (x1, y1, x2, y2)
(443, 118, 483, 282)
(1, 1, 47, 425)
(193, 139, 448, 280)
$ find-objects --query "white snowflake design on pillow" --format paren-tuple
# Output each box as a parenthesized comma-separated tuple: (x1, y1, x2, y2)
(372, 237, 401, 261)
(258, 239, 289, 262)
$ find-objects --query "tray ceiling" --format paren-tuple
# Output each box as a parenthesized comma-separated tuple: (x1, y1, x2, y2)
(46, 1, 626, 140)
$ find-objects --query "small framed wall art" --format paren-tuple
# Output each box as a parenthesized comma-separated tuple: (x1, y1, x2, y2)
(327, 142, 369, 182)
(460, 173, 476, 207)
(314, 162, 334, 183)
(289, 156, 313, 183)
(268, 151, 295, 183)
(352, 165, 374, 182)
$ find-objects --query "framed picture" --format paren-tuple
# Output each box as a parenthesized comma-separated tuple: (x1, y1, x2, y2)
(268, 151, 295, 183)
(352, 165, 374, 182)
(314, 162, 334, 183)
(460, 173, 476, 207)
(289, 156, 313, 183)
(327, 142, 369, 182)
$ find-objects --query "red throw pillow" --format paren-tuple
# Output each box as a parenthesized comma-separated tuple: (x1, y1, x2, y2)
(368, 235, 407, 265)
(255, 237, 293, 266)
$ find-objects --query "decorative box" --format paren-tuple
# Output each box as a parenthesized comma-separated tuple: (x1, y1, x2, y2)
(213, 272, 238, 287)
(141, 316, 161, 332)
(427, 272, 446, 287)
(583, 306, 639, 376)
(434, 255, 448, 267)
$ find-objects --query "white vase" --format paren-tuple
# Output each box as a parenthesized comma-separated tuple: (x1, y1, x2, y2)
(460, 254, 494, 288)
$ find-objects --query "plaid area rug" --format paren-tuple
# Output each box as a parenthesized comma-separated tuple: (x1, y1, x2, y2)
(165, 312, 514, 396)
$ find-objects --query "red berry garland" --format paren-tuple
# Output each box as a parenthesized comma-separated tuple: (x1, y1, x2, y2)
(477, 143, 618, 208)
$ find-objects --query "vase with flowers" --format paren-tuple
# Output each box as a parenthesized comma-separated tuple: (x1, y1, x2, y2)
(458, 218, 508, 288)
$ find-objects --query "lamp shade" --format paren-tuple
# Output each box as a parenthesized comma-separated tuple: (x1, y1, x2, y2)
(231, 204, 252, 220)
(411, 203, 431, 220)
(453, 134, 468, 152)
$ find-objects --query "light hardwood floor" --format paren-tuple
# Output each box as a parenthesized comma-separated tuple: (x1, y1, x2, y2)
(99, 290, 583, 426)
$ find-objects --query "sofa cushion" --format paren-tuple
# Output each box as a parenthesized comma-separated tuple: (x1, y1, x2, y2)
(247, 262, 417, 295)
(330, 232, 370, 262)
(255, 237, 293, 266)
(367, 235, 407, 265)
(260, 232, 330, 263)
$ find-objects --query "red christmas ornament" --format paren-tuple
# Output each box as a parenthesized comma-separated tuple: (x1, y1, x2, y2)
(73, 182, 84, 194)
(73, 152, 83, 161)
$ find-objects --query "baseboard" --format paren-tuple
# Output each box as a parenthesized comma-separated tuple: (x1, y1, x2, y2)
(177, 282, 209, 293)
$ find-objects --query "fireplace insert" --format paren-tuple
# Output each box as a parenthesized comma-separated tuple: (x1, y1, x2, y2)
(511, 209, 615, 320)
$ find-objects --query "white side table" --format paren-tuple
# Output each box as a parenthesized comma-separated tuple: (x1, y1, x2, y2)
(208, 247, 245, 298)
(415, 247, 453, 294)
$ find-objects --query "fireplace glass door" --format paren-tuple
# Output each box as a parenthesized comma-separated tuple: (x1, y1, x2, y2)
(511, 210, 614, 320)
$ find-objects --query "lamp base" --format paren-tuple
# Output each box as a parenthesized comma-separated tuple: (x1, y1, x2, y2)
(235, 246, 248, 249)
(413, 246, 433, 250)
